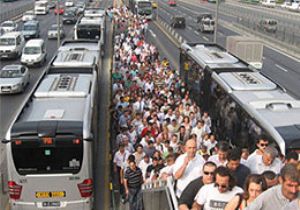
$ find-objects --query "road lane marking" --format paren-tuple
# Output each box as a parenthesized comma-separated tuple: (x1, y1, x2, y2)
(275, 64, 288, 72)
(149, 29, 157, 37)
(203, 36, 209, 41)
(218, 31, 224, 36)
(194, 30, 200, 35)
(187, 26, 192, 30)
(262, 56, 266, 60)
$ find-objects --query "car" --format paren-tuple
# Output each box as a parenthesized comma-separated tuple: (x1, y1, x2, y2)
(65, 0, 74, 7)
(168, 0, 176, 6)
(22, 10, 37, 22)
(65, 6, 79, 16)
(258, 19, 277, 33)
(54, 7, 64, 15)
(47, 24, 65, 39)
(0, 21, 18, 33)
(22, 20, 40, 39)
(197, 13, 215, 33)
(0, 64, 30, 94)
(48, 2, 56, 9)
(0, 32, 25, 59)
(171, 16, 186, 28)
(261, 0, 276, 8)
(21, 39, 47, 66)
(62, 12, 77, 24)
(76, 2, 86, 14)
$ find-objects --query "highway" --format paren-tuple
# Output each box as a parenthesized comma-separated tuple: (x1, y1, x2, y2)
(0, 0, 300, 209)
(155, 0, 300, 98)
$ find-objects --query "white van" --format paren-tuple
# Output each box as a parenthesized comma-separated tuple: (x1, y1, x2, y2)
(21, 39, 46, 66)
(261, 0, 276, 7)
(0, 32, 25, 59)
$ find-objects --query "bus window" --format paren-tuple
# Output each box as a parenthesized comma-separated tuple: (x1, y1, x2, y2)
(12, 138, 83, 175)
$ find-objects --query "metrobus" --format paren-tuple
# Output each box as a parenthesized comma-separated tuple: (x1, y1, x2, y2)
(34, 0, 49, 15)
(74, 16, 105, 55)
(180, 42, 300, 156)
(4, 40, 99, 210)
(129, 0, 153, 19)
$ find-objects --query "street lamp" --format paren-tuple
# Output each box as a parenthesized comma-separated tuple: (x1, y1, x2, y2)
(56, 0, 61, 48)
(213, 0, 220, 43)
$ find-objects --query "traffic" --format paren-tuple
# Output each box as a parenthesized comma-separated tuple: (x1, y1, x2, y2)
(0, 0, 299, 210)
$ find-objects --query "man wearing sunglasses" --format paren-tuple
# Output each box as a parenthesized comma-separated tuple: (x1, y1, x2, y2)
(192, 166, 243, 210)
(178, 161, 217, 210)
(246, 135, 269, 167)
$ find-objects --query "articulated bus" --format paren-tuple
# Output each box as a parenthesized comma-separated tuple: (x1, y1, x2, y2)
(4, 40, 99, 210)
(180, 42, 300, 156)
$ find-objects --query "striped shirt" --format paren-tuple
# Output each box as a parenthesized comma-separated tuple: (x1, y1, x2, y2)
(124, 167, 143, 189)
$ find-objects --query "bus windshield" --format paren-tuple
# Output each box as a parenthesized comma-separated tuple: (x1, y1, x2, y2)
(12, 138, 83, 175)
(138, 2, 152, 8)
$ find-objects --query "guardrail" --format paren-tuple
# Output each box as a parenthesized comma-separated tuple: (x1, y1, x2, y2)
(0, 0, 34, 22)
(233, 17, 300, 59)
(142, 177, 178, 210)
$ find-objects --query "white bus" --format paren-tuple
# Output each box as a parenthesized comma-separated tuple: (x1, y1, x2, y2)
(129, 0, 153, 19)
(74, 16, 105, 55)
(4, 40, 99, 210)
(34, 0, 49, 15)
(180, 42, 300, 156)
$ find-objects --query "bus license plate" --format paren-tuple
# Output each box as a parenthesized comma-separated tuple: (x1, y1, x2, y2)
(36, 191, 66, 198)
(42, 201, 61, 207)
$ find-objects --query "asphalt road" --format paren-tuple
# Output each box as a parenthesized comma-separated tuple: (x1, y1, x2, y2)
(156, 0, 300, 99)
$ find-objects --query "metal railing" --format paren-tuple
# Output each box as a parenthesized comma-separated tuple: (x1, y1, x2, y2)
(142, 177, 178, 210)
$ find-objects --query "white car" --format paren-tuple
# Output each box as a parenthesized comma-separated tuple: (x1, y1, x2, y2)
(0, 21, 18, 33)
(261, 0, 276, 8)
(65, 0, 74, 7)
(287, 2, 300, 11)
(0, 64, 30, 94)
(21, 39, 46, 66)
(22, 10, 37, 22)
(47, 24, 65, 39)
(0, 32, 25, 59)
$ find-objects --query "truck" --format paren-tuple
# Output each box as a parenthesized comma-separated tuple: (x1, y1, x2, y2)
(226, 36, 264, 70)
(197, 13, 215, 33)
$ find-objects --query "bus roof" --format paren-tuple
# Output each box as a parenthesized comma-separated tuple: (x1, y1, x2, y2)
(181, 42, 249, 69)
(60, 40, 100, 52)
(79, 16, 104, 25)
(18, 74, 93, 123)
(52, 49, 97, 67)
(214, 71, 300, 152)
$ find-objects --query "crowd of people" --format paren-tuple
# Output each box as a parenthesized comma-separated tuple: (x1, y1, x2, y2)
(110, 6, 300, 210)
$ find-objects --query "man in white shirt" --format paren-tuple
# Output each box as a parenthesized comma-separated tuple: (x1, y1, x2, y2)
(173, 139, 205, 198)
(208, 141, 230, 167)
(192, 166, 243, 210)
(245, 135, 269, 167)
(113, 143, 130, 200)
(191, 120, 210, 148)
(248, 146, 282, 174)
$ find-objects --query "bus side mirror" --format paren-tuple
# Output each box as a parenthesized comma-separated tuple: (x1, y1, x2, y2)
(1, 139, 9, 144)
